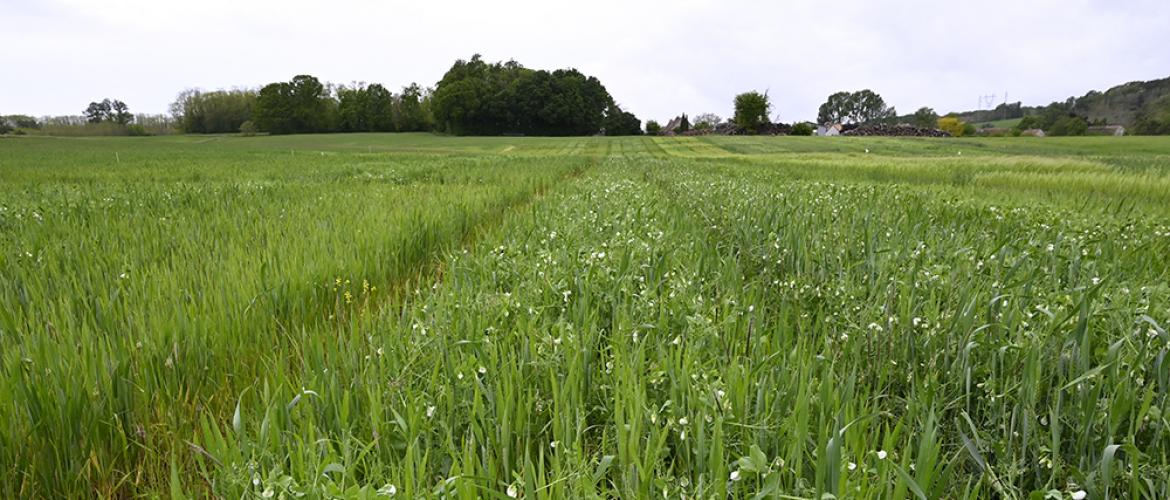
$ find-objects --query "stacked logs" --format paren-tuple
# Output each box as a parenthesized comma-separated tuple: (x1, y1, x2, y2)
(841, 124, 952, 137)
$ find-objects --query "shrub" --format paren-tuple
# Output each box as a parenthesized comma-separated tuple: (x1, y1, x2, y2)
(240, 121, 258, 136)
(645, 120, 661, 135)
(790, 122, 814, 136)
(936, 116, 968, 137)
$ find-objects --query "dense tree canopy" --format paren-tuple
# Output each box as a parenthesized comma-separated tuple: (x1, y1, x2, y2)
(603, 104, 642, 136)
(84, 99, 133, 125)
(337, 83, 395, 132)
(254, 75, 336, 135)
(171, 89, 257, 134)
(817, 90, 896, 125)
(733, 91, 770, 134)
(394, 83, 432, 132)
(431, 55, 629, 136)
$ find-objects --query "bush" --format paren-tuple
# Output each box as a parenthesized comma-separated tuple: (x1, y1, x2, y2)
(1049, 116, 1087, 136)
(239, 120, 258, 136)
(790, 122, 814, 136)
(936, 116, 968, 137)
(127, 124, 150, 136)
(645, 120, 661, 135)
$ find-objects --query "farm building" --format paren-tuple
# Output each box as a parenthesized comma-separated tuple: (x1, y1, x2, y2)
(1020, 128, 1046, 137)
(817, 123, 843, 136)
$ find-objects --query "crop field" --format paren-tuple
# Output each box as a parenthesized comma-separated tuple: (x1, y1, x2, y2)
(2, 133, 1170, 498)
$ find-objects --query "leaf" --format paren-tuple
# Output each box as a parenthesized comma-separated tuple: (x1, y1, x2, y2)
(592, 455, 615, 485)
(891, 463, 928, 500)
(1061, 363, 1112, 391)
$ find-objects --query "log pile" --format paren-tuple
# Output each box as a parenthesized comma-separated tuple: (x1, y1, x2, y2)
(841, 124, 952, 137)
(679, 122, 794, 136)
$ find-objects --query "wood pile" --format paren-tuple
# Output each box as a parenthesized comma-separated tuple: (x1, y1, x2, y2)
(841, 124, 951, 137)
(680, 122, 793, 136)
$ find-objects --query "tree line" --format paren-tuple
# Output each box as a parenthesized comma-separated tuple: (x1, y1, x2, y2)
(165, 55, 642, 136)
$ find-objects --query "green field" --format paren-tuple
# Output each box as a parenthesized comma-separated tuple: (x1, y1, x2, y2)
(2, 133, 1170, 498)
(979, 118, 1024, 129)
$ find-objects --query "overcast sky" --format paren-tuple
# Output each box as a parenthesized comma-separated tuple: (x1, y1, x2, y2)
(3, 0, 1169, 122)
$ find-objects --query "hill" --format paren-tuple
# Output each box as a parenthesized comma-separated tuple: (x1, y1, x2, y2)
(949, 76, 1170, 132)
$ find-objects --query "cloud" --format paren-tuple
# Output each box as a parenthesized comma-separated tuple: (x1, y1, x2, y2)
(1, 0, 1167, 122)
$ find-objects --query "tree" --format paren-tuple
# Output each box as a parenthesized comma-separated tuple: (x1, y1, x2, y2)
(817, 92, 851, 125)
(733, 91, 771, 134)
(645, 120, 661, 135)
(253, 75, 335, 134)
(85, 99, 113, 123)
(693, 113, 721, 131)
(0, 116, 11, 135)
(1049, 116, 1088, 136)
(431, 55, 615, 136)
(912, 107, 939, 129)
(111, 100, 132, 125)
(171, 89, 257, 134)
(936, 116, 968, 137)
(83, 99, 133, 125)
(817, 90, 895, 125)
(394, 83, 430, 132)
(603, 103, 642, 136)
(676, 113, 691, 133)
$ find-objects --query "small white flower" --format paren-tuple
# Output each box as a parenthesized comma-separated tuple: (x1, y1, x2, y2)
(426, 405, 436, 418)
(1071, 490, 1087, 500)
(506, 484, 519, 498)
(478, 366, 487, 375)
(377, 484, 398, 497)
(678, 417, 688, 426)
(847, 462, 857, 471)
(730, 470, 742, 481)
(876, 450, 888, 460)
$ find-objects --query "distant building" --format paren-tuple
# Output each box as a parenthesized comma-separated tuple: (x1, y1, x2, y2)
(817, 123, 843, 136)
(1087, 125, 1126, 136)
(660, 116, 684, 135)
(1020, 129, 1046, 137)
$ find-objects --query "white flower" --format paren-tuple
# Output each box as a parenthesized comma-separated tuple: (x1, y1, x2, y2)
(478, 366, 487, 375)
(1071, 491, 1087, 500)
(426, 405, 436, 418)
(678, 417, 688, 426)
(847, 462, 857, 471)
(377, 484, 398, 497)
(506, 484, 519, 498)
(876, 450, 888, 460)
(730, 470, 742, 481)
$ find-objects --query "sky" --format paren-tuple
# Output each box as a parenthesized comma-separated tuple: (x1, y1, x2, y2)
(2, 0, 1169, 123)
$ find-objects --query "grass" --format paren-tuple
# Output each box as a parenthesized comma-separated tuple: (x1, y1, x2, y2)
(1, 133, 1169, 498)
(979, 118, 1024, 129)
